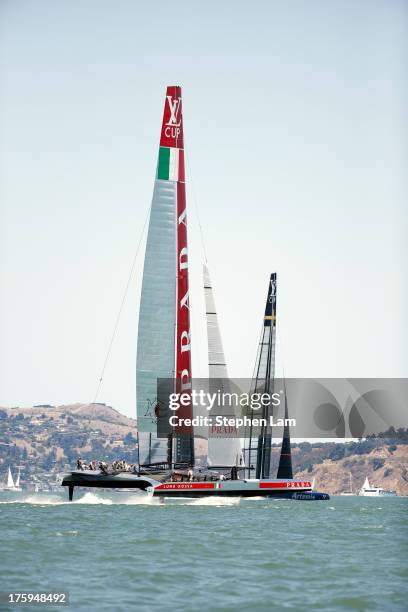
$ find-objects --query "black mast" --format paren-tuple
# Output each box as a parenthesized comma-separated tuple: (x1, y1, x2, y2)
(247, 274, 277, 479)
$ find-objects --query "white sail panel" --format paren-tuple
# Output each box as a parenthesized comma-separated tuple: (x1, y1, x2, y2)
(203, 264, 228, 379)
(204, 265, 243, 467)
(7, 467, 14, 488)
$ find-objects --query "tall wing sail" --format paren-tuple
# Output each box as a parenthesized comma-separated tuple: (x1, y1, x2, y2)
(136, 86, 189, 466)
(246, 273, 277, 478)
(204, 265, 243, 467)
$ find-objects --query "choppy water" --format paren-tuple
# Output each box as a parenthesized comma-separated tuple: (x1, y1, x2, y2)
(0, 491, 407, 611)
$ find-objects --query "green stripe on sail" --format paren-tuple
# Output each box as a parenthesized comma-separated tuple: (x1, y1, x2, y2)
(157, 147, 170, 180)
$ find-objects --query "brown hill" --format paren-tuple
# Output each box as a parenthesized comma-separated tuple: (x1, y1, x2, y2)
(0, 403, 138, 483)
(294, 444, 408, 495)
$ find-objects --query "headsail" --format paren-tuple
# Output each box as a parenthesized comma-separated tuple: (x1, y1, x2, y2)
(204, 265, 242, 467)
(136, 86, 193, 466)
(276, 381, 293, 479)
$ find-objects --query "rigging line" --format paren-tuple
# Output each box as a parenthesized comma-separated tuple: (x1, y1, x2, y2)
(185, 148, 208, 265)
(276, 326, 287, 381)
(188, 281, 203, 376)
(92, 204, 151, 404)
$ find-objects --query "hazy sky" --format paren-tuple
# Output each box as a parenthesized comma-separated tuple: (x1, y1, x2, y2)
(1, 0, 407, 418)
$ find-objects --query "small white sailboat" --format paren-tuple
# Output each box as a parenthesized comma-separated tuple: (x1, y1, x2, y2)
(358, 476, 396, 497)
(3, 467, 22, 492)
(5, 467, 14, 489)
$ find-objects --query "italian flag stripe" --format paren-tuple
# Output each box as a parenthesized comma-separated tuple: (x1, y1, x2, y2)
(157, 147, 170, 180)
(157, 147, 183, 181)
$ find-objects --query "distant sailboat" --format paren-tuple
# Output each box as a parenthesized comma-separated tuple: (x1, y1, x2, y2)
(6, 467, 14, 488)
(359, 476, 396, 497)
(3, 466, 22, 492)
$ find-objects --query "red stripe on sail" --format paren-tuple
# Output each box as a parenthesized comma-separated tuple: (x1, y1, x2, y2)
(160, 85, 184, 149)
(175, 176, 193, 434)
(178, 148, 185, 183)
(172, 87, 191, 435)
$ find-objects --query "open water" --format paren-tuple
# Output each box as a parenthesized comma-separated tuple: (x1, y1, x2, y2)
(0, 492, 406, 611)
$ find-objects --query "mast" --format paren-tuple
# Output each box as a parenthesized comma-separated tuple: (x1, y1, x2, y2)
(247, 274, 277, 479)
(276, 379, 293, 479)
(204, 265, 242, 467)
(136, 86, 193, 467)
(173, 90, 194, 466)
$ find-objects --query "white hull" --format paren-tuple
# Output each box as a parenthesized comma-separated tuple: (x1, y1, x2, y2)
(359, 490, 396, 497)
(359, 476, 396, 497)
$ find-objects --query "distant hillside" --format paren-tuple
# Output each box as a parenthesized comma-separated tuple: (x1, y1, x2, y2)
(291, 443, 408, 496)
(1, 404, 407, 494)
(0, 403, 138, 485)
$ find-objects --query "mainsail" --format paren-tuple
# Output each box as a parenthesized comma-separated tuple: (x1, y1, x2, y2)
(204, 265, 242, 467)
(6, 467, 14, 488)
(247, 273, 277, 478)
(136, 86, 194, 466)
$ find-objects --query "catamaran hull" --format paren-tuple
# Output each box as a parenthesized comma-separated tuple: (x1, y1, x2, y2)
(152, 488, 330, 500)
(61, 472, 329, 500)
(150, 480, 329, 499)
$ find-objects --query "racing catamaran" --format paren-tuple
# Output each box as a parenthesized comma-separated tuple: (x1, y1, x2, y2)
(62, 86, 329, 501)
